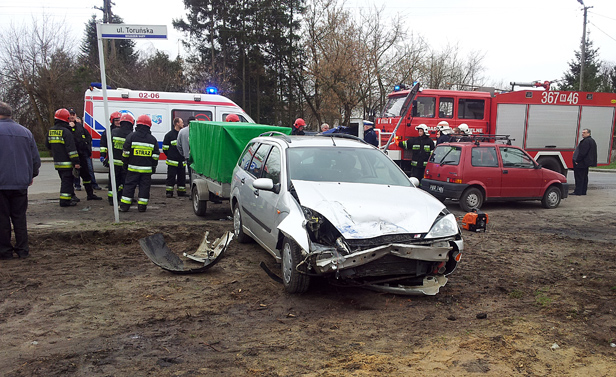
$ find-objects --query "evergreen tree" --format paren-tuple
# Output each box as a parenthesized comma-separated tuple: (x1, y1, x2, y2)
(559, 39, 602, 92)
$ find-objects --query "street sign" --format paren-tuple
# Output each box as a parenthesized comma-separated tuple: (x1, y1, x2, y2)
(98, 24, 167, 39)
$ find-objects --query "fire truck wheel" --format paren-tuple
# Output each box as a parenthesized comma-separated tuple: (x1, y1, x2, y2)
(541, 186, 561, 209)
(460, 187, 483, 212)
(537, 156, 563, 175)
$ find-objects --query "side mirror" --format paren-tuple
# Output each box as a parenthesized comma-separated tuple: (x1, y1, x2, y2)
(409, 177, 420, 187)
(253, 178, 279, 194)
(535, 163, 542, 169)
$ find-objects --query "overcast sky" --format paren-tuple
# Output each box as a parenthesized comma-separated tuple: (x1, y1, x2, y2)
(2, 0, 615, 89)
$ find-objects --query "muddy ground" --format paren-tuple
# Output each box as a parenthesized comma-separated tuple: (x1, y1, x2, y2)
(1, 183, 616, 376)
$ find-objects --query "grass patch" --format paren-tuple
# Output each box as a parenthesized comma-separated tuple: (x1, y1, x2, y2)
(37, 143, 51, 158)
(594, 160, 616, 169)
(509, 289, 524, 299)
(534, 287, 553, 307)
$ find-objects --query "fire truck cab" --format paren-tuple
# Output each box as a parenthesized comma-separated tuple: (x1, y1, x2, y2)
(377, 85, 616, 175)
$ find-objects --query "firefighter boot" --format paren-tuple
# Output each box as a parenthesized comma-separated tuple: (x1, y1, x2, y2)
(138, 204, 147, 212)
(166, 191, 173, 198)
(119, 203, 130, 212)
(85, 184, 102, 200)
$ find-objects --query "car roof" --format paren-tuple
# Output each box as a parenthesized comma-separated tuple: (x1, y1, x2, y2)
(253, 135, 376, 149)
(438, 141, 512, 148)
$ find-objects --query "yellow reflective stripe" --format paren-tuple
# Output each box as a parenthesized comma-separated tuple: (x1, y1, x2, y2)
(138, 198, 149, 205)
(132, 142, 154, 149)
(100, 147, 108, 153)
(171, 140, 177, 146)
(152, 154, 159, 161)
(122, 150, 130, 157)
(113, 160, 124, 166)
(69, 152, 79, 158)
(121, 196, 132, 204)
(162, 145, 170, 150)
(60, 193, 72, 199)
(166, 159, 180, 166)
(128, 165, 152, 173)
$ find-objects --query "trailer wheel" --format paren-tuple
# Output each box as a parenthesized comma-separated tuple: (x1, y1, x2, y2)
(192, 186, 207, 216)
(537, 156, 564, 175)
(281, 237, 310, 294)
(541, 186, 561, 209)
(233, 203, 251, 243)
(459, 187, 483, 212)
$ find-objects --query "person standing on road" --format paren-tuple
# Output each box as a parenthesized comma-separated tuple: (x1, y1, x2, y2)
(67, 108, 102, 201)
(177, 116, 195, 195)
(74, 114, 101, 190)
(120, 115, 159, 212)
(363, 121, 378, 147)
(100, 111, 121, 201)
(109, 113, 135, 206)
(398, 124, 434, 181)
(0, 101, 41, 259)
(571, 128, 598, 196)
(292, 118, 306, 135)
(162, 117, 187, 198)
(46, 108, 81, 207)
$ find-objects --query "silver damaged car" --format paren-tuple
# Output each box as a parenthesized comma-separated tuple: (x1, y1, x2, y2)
(230, 133, 463, 295)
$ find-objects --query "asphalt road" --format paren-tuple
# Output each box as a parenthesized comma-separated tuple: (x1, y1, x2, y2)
(30, 160, 615, 195)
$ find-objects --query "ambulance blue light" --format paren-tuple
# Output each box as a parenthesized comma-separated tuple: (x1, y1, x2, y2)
(394, 85, 401, 91)
(206, 86, 218, 94)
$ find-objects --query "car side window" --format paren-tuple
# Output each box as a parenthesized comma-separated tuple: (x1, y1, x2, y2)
(471, 147, 498, 167)
(239, 143, 258, 170)
(248, 144, 272, 177)
(262, 146, 281, 185)
(500, 147, 535, 168)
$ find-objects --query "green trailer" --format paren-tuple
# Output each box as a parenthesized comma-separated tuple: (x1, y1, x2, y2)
(189, 121, 291, 216)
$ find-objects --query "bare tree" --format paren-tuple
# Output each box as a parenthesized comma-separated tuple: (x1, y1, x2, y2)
(0, 15, 77, 142)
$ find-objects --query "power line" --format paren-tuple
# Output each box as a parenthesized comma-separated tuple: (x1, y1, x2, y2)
(589, 22, 616, 43)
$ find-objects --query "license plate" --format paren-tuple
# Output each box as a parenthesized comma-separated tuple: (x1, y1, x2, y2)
(430, 184, 443, 193)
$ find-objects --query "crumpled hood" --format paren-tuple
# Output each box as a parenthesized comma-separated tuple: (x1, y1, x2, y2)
(292, 180, 445, 239)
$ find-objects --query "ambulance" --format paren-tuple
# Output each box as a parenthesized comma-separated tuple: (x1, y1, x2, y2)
(83, 86, 255, 172)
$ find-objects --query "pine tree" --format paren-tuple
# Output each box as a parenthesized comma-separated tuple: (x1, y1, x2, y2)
(559, 38, 602, 92)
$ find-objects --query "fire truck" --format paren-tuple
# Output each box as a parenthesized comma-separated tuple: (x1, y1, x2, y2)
(83, 86, 254, 172)
(377, 83, 616, 175)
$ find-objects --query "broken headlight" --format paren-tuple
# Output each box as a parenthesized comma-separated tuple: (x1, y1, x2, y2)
(425, 213, 459, 239)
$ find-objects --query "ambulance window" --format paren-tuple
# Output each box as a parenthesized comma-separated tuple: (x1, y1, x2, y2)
(412, 97, 435, 118)
(458, 99, 485, 120)
(172, 110, 213, 123)
(222, 113, 248, 122)
(439, 98, 454, 118)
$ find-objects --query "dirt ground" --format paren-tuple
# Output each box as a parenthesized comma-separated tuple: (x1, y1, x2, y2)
(1, 183, 616, 376)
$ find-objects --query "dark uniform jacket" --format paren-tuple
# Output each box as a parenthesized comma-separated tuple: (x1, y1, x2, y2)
(122, 124, 160, 174)
(70, 122, 90, 157)
(399, 134, 434, 167)
(111, 122, 134, 166)
(162, 129, 184, 167)
(364, 128, 378, 147)
(573, 136, 598, 168)
(100, 123, 117, 160)
(45, 120, 80, 170)
(436, 134, 452, 145)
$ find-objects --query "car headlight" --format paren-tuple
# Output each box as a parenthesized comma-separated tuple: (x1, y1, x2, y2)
(425, 213, 459, 239)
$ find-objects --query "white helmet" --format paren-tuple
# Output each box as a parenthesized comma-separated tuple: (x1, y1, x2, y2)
(436, 121, 449, 130)
(458, 123, 471, 135)
(440, 125, 453, 135)
(416, 124, 429, 133)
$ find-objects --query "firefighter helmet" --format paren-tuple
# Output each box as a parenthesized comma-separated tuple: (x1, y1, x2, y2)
(225, 114, 240, 122)
(293, 118, 306, 128)
(440, 125, 453, 135)
(54, 108, 70, 122)
(120, 113, 135, 125)
(137, 114, 152, 127)
(415, 124, 429, 133)
(110, 111, 122, 123)
(458, 123, 471, 135)
(436, 120, 449, 130)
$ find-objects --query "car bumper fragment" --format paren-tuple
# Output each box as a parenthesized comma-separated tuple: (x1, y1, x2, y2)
(366, 275, 448, 296)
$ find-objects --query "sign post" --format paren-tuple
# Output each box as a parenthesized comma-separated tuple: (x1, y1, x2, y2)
(96, 23, 167, 223)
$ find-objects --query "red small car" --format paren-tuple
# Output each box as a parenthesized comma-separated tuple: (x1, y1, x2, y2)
(420, 139, 569, 211)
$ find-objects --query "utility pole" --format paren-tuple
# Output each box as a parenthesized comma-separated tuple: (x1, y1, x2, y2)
(578, 0, 593, 91)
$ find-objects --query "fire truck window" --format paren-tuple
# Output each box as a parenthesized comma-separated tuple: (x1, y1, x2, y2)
(458, 99, 485, 120)
(382, 96, 406, 117)
(413, 97, 436, 118)
(439, 98, 454, 118)
(172, 110, 213, 124)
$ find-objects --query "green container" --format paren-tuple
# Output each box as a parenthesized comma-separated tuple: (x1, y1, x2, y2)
(189, 122, 291, 184)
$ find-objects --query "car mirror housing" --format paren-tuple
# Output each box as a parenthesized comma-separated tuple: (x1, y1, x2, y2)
(254, 178, 275, 191)
(409, 177, 420, 187)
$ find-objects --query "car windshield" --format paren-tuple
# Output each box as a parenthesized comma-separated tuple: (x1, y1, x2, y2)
(430, 146, 461, 165)
(287, 147, 412, 187)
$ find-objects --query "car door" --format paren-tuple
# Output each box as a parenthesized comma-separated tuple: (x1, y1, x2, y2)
(240, 143, 273, 244)
(466, 146, 501, 198)
(253, 145, 284, 250)
(236, 142, 263, 236)
(498, 146, 543, 198)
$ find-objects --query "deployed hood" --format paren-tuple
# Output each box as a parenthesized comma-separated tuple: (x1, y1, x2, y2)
(292, 180, 444, 239)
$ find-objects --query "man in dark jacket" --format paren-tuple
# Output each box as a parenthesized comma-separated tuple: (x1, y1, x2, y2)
(120, 115, 160, 212)
(0, 101, 41, 259)
(162, 117, 187, 197)
(109, 113, 134, 205)
(571, 128, 598, 195)
(292, 118, 306, 135)
(398, 124, 434, 181)
(46, 108, 81, 207)
(363, 122, 378, 147)
(67, 108, 101, 201)
(100, 111, 121, 202)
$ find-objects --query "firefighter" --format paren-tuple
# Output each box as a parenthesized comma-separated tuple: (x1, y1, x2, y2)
(45, 108, 81, 207)
(110, 113, 135, 205)
(100, 111, 121, 203)
(68, 109, 102, 201)
(120, 115, 160, 212)
(436, 121, 453, 145)
(457, 123, 472, 142)
(225, 114, 240, 122)
(162, 117, 187, 198)
(398, 124, 434, 181)
(292, 118, 306, 135)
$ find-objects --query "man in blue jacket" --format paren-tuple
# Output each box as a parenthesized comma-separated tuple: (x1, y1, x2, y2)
(0, 101, 41, 259)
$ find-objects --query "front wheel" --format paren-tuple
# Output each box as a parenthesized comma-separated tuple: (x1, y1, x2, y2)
(192, 186, 207, 216)
(233, 203, 251, 243)
(459, 187, 484, 212)
(541, 186, 561, 209)
(281, 237, 310, 293)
